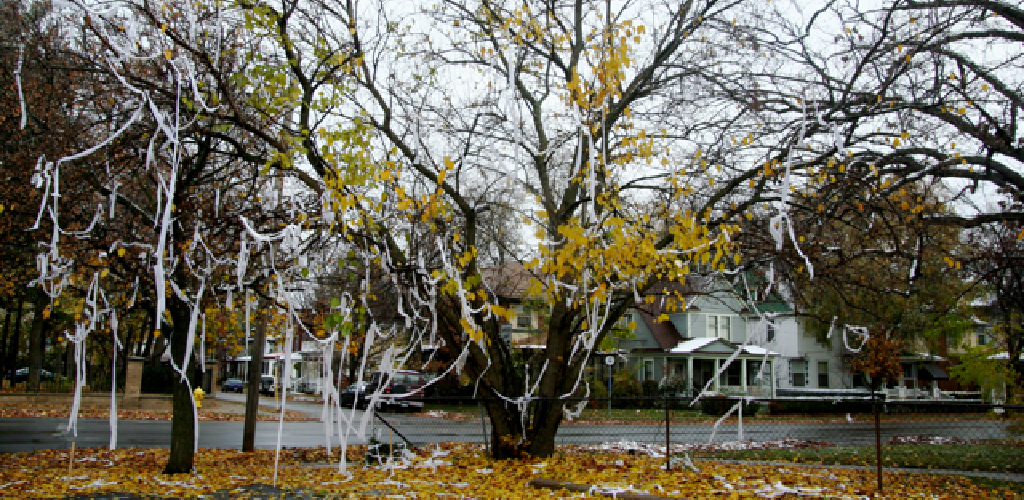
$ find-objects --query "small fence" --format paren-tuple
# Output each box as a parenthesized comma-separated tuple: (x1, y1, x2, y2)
(369, 395, 1023, 487)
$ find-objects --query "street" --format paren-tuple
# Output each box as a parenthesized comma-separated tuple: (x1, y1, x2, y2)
(0, 393, 1013, 453)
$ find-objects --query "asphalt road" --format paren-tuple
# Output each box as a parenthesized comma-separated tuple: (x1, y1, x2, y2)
(0, 394, 1013, 453)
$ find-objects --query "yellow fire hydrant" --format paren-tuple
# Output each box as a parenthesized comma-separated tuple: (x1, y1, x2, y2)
(193, 387, 205, 409)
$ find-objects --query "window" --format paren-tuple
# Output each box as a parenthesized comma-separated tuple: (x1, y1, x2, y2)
(706, 315, 732, 340)
(721, 360, 741, 386)
(639, 359, 655, 381)
(517, 314, 531, 328)
(853, 373, 866, 388)
(977, 332, 988, 346)
(746, 360, 764, 386)
(817, 361, 829, 388)
(765, 323, 776, 343)
(790, 360, 807, 387)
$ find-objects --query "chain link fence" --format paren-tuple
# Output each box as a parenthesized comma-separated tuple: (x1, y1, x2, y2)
(369, 396, 1023, 483)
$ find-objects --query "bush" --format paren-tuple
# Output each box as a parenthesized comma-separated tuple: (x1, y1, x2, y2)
(701, 397, 760, 417)
(640, 380, 661, 408)
(588, 377, 608, 408)
(140, 362, 201, 394)
(767, 400, 874, 415)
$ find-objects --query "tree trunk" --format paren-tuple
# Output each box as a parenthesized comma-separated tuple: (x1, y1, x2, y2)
(481, 307, 588, 459)
(347, 351, 358, 387)
(6, 295, 24, 378)
(526, 398, 565, 457)
(163, 294, 197, 474)
(243, 297, 267, 452)
(483, 395, 526, 458)
(27, 291, 48, 392)
(0, 299, 12, 380)
(142, 307, 155, 360)
(119, 323, 134, 392)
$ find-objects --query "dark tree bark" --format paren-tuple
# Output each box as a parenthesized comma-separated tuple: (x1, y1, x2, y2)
(27, 290, 47, 392)
(163, 292, 197, 474)
(242, 297, 267, 452)
(0, 299, 12, 380)
(142, 307, 156, 360)
(7, 296, 23, 379)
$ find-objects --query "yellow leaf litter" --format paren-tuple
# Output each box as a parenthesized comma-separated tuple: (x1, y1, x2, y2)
(0, 443, 1017, 498)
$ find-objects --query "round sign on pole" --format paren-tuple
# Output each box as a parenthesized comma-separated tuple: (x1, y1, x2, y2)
(605, 355, 615, 366)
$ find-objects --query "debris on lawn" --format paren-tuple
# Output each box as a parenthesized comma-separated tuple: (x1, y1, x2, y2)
(561, 438, 833, 457)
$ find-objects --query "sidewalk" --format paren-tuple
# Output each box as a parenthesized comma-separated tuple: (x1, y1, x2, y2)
(207, 391, 294, 416)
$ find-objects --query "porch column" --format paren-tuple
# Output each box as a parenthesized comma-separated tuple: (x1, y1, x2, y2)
(741, 358, 747, 394)
(713, 358, 720, 392)
(687, 357, 694, 397)
(769, 359, 776, 398)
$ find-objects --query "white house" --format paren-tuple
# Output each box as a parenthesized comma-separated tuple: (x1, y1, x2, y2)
(615, 276, 783, 398)
(615, 274, 905, 399)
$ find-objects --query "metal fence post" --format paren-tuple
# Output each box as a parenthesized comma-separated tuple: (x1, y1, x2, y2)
(874, 393, 882, 494)
(478, 399, 489, 456)
(664, 395, 671, 471)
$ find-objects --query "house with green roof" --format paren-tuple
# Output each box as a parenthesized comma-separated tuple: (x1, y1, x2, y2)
(612, 274, 866, 398)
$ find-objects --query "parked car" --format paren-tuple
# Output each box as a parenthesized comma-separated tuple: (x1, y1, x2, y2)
(259, 375, 276, 396)
(340, 381, 368, 407)
(295, 378, 318, 394)
(222, 378, 245, 393)
(358, 370, 431, 412)
(12, 368, 62, 383)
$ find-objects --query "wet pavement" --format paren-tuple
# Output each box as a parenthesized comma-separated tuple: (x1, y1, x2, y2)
(0, 392, 1014, 454)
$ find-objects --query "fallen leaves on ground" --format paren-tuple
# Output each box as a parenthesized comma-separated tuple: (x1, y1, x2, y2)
(0, 443, 1018, 498)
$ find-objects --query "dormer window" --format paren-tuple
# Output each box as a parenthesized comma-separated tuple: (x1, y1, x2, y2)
(707, 314, 731, 340)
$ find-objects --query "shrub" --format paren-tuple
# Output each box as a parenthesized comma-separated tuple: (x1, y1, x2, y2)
(588, 377, 608, 408)
(767, 400, 874, 415)
(701, 397, 760, 417)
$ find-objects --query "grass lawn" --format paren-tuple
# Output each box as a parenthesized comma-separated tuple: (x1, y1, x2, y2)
(695, 443, 1024, 473)
(424, 403, 1006, 424)
(425, 404, 708, 422)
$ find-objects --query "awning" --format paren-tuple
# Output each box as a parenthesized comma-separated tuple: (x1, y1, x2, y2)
(917, 364, 948, 381)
